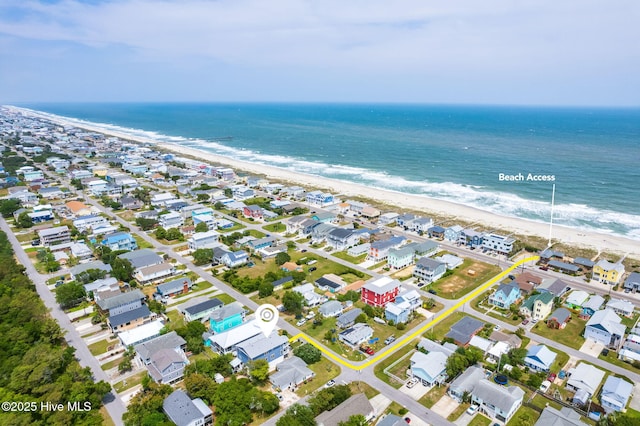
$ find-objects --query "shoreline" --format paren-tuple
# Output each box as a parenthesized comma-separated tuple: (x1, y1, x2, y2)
(9, 106, 640, 258)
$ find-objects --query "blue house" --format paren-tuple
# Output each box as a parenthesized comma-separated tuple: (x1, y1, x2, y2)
(102, 232, 138, 251)
(236, 333, 290, 369)
(580, 295, 605, 319)
(444, 225, 463, 242)
(488, 283, 521, 308)
(209, 303, 245, 333)
(459, 228, 484, 248)
(524, 345, 557, 372)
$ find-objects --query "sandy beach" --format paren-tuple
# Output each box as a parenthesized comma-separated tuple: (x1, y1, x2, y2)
(12, 106, 640, 259)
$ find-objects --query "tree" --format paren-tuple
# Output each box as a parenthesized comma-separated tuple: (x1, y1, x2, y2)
(119, 357, 132, 373)
(194, 221, 209, 233)
(154, 226, 167, 240)
(0, 198, 22, 217)
(355, 313, 368, 324)
(445, 352, 470, 377)
(308, 384, 352, 415)
(148, 299, 166, 314)
(111, 257, 134, 281)
(258, 282, 274, 298)
(248, 359, 270, 383)
(197, 193, 210, 202)
(276, 404, 316, 426)
(135, 217, 158, 231)
(282, 291, 305, 316)
(192, 248, 214, 266)
(527, 372, 544, 389)
(184, 373, 217, 404)
(16, 212, 33, 228)
(275, 252, 291, 266)
(293, 343, 322, 364)
(515, 327, 526, 338)
(166, 227, 183, 241)
(339, 414, 367, 426)
(337, 290, 360, 303)
(55, 281, 86, 309)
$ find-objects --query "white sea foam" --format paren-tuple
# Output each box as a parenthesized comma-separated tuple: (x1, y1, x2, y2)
(20, 108, 640, 240)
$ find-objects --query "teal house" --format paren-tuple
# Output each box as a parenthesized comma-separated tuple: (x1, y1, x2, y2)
(209, 303, 245, 334)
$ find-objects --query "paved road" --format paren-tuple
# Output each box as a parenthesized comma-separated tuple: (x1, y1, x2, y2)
(0, 218, 126, 426)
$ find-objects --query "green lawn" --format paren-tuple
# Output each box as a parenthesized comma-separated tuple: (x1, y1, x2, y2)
(166, 309, 187, 330)
(217, 221, 245, 233)
(448, 402, 471, 421)
(506, 406, 540, 426)
(173, 281, 214, 299)
(247, 229, 266, 238)
(100, 357, 125, 371)
(368, 261, 387, 270)
(134, 235, 154, 249)
(530, 394, 562, 411)
(215, 293, 237, 305)
(374, 343, 417, 388)
(294, 357, 340, 397)
(423, 311, 487, 342)
(429, 259, 502, 300)
(531, 314, 586, 350)
(621, 312, 640, 329)
(552, 351, 570, 372)
(113, 371, 148, 393)
(348, 381, 380, 399)
(418, 384, 447, 408)
(297, 316, 366, 362)
(599, 351, 640, 375)
(262, 222, 286, 233)
(88, 339, 115, 356)
(15, 231, 38, 242)
(332, 251, 367, 264)
(468, 415, 492, 426)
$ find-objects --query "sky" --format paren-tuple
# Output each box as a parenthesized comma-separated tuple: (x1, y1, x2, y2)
(0, 0, 639, 106)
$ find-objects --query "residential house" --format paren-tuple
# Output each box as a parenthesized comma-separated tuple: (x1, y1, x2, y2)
(537, 277, 570, 297)
(624, 272, 640, 292)
(540, 249, 565, 262)
(285, 216, 318, 236)
(236, 332, 290, 370)
(385, 290, 421, 325)
(120, 196, 143, 210)
(361, 276, 401, 307)
(338, 323, 374, 348)
(108, 305, 153, 333)
(566, 363, 605, 405)
(272, 275, 293, 291)
(593, 260, 625, 285)
(209, 302, 245, 333)
(367, 236, 405, 262)
(38, 186, 65, 200)
(242, 205, 263, 219)
(468, 335, 494, 354)
(336, 308, 363, 329)
(482, 233, 515, 255)
(66, 200, 92, 216)
(407, 217, 433, 233)
(348, 243, 370, 257)
(427, 225, 445, 239)
(396, 213, 415, 229)
(206, 320, 263, 354)
(573, 257, 595, 270)
(38, 226, 71, 246)
(135, 262, 176, 284)
(315, 274, 347, 293)
(101, 232, 138, 251)
(565, 290, 590, 309)
(27, 209, 54, 223)
(192, 214, 217, 231)
(155, 277, 193, 301)
(580, 295, 605, 319)
(378, 212, 399, 225)
(306, 191, 334, 206)
(524, 345, 557, 372)
(151, 192, 177, 207)
(70, 242, 93, 261)
(183, 298, 223, 322)
(315, 393, 375, 426)
(515, 271, 542, 294)
(119, 319, 166, 348)
(448, 365, 487, 401)
(547, 308, 571, 329)
(326, 228, 359, 251)
(293, 283, 325, 307)
(73, 214, 108, 232)
(409, 351, 448, 386)
(247, 236, 277, 252)
(158, 212, 184, 229)
(600, 376, 633, 413)
(413, 257, 447, 284)
(311, 211, 337, 224)
(187, 230, 220, 251)
(162, 390, 213, 426)
(387, 246, 416, 270)
(519, 292, 554, 321)
(584, 309, 625, 349)
(270, 356, 315, 391)
(220, 250, 249, 268)
(70, 260, 112, 281)
(488, 283, 521, 308)
(606, 298, 634, 317)
(319, 300, 344, 318)
(96, 289, 146, 316)
(434, 253, 464, 270)
(459, 228, 484, 248)
(534, 407, 587, 426)
(445, 316, 484, 346)
(547, 260, 581, 274)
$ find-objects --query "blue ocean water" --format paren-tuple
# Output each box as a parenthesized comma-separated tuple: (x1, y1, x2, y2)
(23, 103, 640, 239)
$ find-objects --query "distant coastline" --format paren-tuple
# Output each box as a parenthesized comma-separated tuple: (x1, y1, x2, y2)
(8, 105, 640, 258)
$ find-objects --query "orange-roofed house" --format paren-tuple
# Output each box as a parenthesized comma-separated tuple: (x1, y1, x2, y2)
(66, 201, 92, 216)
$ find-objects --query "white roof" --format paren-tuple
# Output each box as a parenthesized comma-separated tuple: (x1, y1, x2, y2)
(567, 363, 605, 395)
(208, 320, 262, 350)
(566, 290, 590, 306)
(362, 276, 401, 294)
(488, 341, 510, 358)
(119, 320, 165, 347)
(469, 335, 494, 352)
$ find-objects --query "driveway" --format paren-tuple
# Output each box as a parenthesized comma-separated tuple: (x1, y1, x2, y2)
(430, 394, 459, 418)
(369, 394, 392, 416)
(400, 381, 433, 400)
(579, 338, 605, 358)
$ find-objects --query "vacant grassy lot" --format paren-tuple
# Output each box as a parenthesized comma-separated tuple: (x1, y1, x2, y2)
(467, 415, 491, 426)
(332, 251, 367, 264)
(262, 222, 286, 233)
(531, 314, 586, 350)
(418, 384, 447, 408)
(294, 357, 340, 397)
(88, 339, 114, 356)
(430, 259, 501, 299)
(506, 406, 540, 426)
(134, 235, 154, 249)
(374, 343, 417, 388)
(448, 402, 471, 421)
(113, 371, 147, 393)
(348, 381, 380, 399)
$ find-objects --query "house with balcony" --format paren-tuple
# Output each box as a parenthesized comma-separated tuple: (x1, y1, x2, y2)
(413, 257, 447, 284)
(107, 305, 153, 333)
(73, 214, 109, 232)
(102, 232, 138, 251)
(624, 272, 640, 292)
(605, 298, 634, 317)
(96, 289, 146, 316)
(488, 283, 521, 308)
(38, 226, 71, 247)
(600, 376, 633, 413)
(367, 236, 405, 262)
(135, 262, 176, 284)
(306, 191, 334, 206)
(519, 292, 554, 321)
(187, 230, 219, 251)
(183, 298, 223, 322)
(361, 276, 401, 307)
(220, 250, 249, 268)
(209, 302, 245, 333)
(482, 233, 515, 255)
(236, 332, 290, 370)
(566, 363, 605, 406)
(459, 228, 484, 248)
(326, 228, 359, 251)
(206, 320, 263, 354)
(584, 309, 625, 349)
(385, 289, 421, 325)
(409, 351, 448, 386)
(592, 260, 625, 286)
(158, 212, 184, 229)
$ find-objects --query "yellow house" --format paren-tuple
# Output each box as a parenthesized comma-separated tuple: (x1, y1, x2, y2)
(593, 260, 625, 285)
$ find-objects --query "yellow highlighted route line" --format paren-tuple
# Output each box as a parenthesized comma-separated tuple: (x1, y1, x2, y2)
(289, 255, 539, 371)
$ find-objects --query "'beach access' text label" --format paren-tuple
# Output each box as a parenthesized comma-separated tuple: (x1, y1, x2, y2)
(498, 173, 555, 182)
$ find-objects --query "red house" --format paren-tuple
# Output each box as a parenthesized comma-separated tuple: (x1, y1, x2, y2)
(361, 277, 401, 307)
(243, 205, 263, 219)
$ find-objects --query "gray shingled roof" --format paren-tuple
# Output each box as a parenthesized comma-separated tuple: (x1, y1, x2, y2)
(315, 393, 373, 426)
(96, 289, 145, 311)
(118, 249, 163, 268)
(184, 298, 223, 316)
(163, 390, 210, 426)
(135, 331, 186, 361)
(108, 305, 151, 328)
(445, 316, 484, 345)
